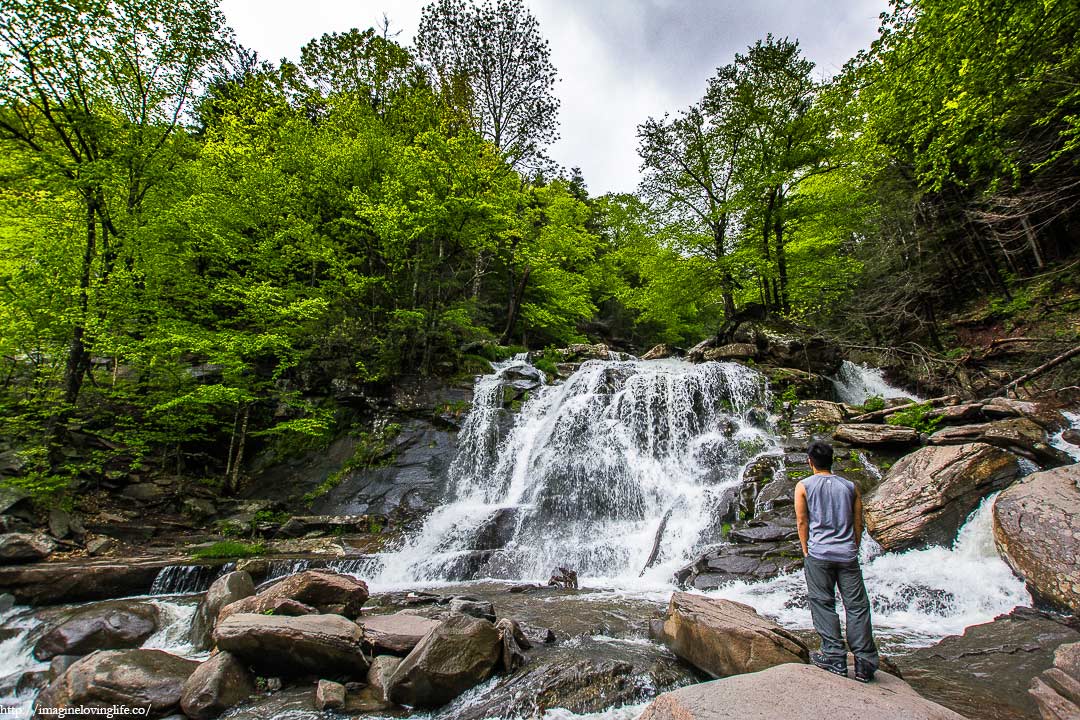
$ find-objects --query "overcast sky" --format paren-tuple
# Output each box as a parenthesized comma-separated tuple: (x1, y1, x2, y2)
(219, 0, 889, 195)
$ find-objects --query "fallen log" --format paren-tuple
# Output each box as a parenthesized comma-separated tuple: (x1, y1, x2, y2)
(640, 509, 674, 576)
(992, 345, 1080, 398)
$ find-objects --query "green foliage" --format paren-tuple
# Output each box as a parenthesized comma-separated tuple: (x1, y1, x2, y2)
(192, 540, 265, 559)
(886, 403, 943, 434)
(861, 396, 886, 413)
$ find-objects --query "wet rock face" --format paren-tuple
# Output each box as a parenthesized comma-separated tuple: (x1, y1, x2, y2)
(35, 649, 199, 718)
(180, 651, 254, 720)
(901, 607, 1080, 720)
(386, 613, 502, 708)
(33, 600, 160, 660)
(649, 593, 808, 678)
(675, 536, 802, 591)
(638, 663, 965, 720)
(1030, 641, 1080, 720)
(865, 442, 1020, 552)
(993, 464, 1080, 613)
(213, 613, 369, 678)
(930, 417, 1072, 467)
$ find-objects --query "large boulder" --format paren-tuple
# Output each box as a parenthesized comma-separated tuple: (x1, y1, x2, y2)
(930, 418, 1072, 467)
(180, 651, 255, 720)
(649, 593, 807, 678)
(359, 612, 441, 655)
(675, 539, 802, 590)
(35, 649, 199, 718)
(1030, 642, 1080, 720)
(190, 571, 255, 650)
(213, 613, 369, 678)
(833, 423, 920, 447)
(865, 443, 1020, 551)
(703, 343, 756, 362)
(217, 569, 367, 623)
(901, 607, 1080, 720)
(386, 613, 502, 708)
(33, 600, 160, 660)
(993, 464, 1080, 613)
(0, 532, 56, 563)
(641, 344, 679, 360)
(638, 663, 964, 720)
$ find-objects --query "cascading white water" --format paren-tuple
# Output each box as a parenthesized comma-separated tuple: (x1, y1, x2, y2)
(375, 358, 777, 586)
(1051, 410, 1080, 461)
(711, 494, 1030, 644)
(831, 360, 922, 406)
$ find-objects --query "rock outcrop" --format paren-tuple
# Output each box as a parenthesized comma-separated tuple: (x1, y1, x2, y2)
(386, 614, 502, 708)
(638, 663, 964, 720)
(180, 651, 255, 720)
(1030, 641, 1080, 720)
(191, 570, 255, 650)
(35, 649, 199, 718)
(213, 613, 369, 678)
(930, 418, 1072, 466)
(865, 443, 1020, 551)
(993, 464, 1080, 613)
(33, 600, 160, 660)
(217, 569, 368, 623)
(0, 532, 56, 563)
(358, 612, 441, 655)
(649, 593, 807, 677)
(833, 423, 920, 447)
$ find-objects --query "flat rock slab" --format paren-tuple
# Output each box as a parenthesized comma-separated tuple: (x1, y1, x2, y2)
(649, 593, 807, 678)
(834, 423, 920, 447)
(359, 613, 441, 655)
(901, 607, 1080, 720)
(213, 613, 369, 678)
(639, 663, 964, 719)
(993, 464, 1080, 613)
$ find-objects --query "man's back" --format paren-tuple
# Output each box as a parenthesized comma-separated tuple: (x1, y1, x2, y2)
(801, 473, 857, 563)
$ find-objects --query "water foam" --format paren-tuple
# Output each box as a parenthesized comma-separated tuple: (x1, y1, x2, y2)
(709, 495, 1029, 644)
(1051, 410, 1080, 461)
(831, 360, 921, 406)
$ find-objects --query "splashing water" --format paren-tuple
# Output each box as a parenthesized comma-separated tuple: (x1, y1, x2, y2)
(710, 495, 1029, 644)
(1051, 410, 1080, 462)
(831, 360, 921, 406)
(375, 358, 776, 587)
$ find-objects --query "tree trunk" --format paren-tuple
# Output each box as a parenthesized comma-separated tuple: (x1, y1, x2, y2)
(774, 215, 790, 314)
(500, 266, 531, 345)
(229, 403, 250, 495)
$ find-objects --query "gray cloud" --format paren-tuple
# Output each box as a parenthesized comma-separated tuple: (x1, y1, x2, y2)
(221, 0, 888, 194)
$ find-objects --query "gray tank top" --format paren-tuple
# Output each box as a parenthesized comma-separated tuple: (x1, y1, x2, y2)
(803, 473, 858, 562)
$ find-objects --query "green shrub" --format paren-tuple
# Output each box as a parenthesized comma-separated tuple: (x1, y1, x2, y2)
(192, 540, 265, 559)
(532, 355, 558, 379)
(860, 395, 886, 413)
(886, 402, 942, 434)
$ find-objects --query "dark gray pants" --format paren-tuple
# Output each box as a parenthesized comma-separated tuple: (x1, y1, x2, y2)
(803, 554, 878, 669)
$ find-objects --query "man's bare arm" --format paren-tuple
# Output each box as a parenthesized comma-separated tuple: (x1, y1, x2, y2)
(794, 481, 809, 557)
(854, 485, 864, 550)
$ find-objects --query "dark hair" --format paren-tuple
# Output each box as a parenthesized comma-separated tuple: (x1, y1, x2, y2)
(807, 440, 833, 471)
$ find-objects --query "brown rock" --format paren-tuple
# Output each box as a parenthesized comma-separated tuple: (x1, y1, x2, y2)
(217, 569, 367, 624)
(0, 532, 56, 563)
(35, 649, 199, 718)
(641, 344, 679, 360)
(866, 443, 1020, 551)
(213, 613, 369, 678)
(359, 612, 441, 655)
(191, 571, 255, 651)
(33, 600, 160, 660)
(649, 593, 807, 678)
(796, 400, 847, 427)
(833, 423, 920, 447)
(315, 679, 346, 711)
(993, 465, 1080, 613)
(930, 418, 1072, 467)
(495, 618, 529, 672)
(386, 614, 501, 708)
(638, 663, 964, 720)
(703, 343, 756, 362)
(180, 651, 254, 720)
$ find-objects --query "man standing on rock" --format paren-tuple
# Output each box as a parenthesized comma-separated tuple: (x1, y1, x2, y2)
(794, 439, 879, 682)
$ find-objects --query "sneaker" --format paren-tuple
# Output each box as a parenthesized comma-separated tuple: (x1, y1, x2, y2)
(854, 658, 876, 683)
(810, 651, 847, 677)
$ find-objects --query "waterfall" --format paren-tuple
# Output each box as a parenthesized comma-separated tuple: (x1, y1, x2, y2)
(149, 564, 223, 595)
(1051, 410, 1080, 461)
(831, 360, 921, 406)
(375, 358, 777, 586)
